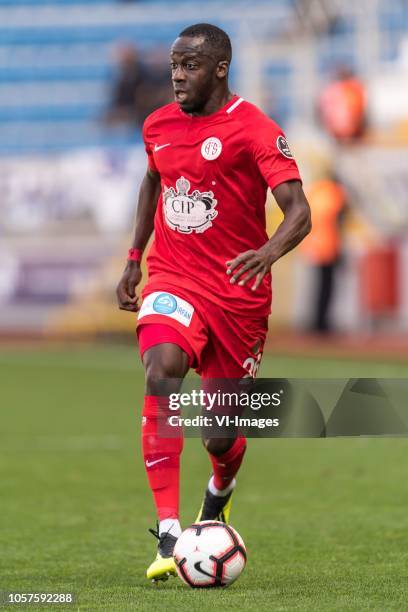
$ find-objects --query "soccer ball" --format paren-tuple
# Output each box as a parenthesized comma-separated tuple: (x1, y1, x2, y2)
(173, 521, 246, 588)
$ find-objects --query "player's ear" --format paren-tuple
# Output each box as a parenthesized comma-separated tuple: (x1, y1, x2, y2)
(216, 60, 229, 79)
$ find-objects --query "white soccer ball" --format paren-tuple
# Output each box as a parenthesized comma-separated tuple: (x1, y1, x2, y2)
(173, 521, 247, 588)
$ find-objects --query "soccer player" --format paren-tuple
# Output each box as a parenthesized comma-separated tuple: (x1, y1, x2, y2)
(116, 23, 311, 582)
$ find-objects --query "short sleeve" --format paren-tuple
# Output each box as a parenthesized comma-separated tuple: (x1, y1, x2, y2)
(252, 119, 301, 191)
(142, 118, 158, 173)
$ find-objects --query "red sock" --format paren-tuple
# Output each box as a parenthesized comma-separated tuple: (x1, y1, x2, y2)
(142, 395, 183, 520)
(208, 436, 247, 490)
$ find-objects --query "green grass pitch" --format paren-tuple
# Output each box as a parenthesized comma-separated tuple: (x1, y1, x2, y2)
(1, 346, 408, 611)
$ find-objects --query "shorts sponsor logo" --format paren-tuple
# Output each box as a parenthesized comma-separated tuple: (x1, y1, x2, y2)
(138, 291, 194, 327)
(201, 136, 222, 160)
(153, 293, 177, 314)
(163, 176, 218, 234)
(276, 135, 293, 158)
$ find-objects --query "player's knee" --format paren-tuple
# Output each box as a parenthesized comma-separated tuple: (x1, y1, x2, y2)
(144, 346, 188, 394)
(145, 359, 181, 389)
(203, 437, 234, 456)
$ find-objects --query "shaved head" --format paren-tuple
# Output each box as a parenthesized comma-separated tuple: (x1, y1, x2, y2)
(178, 23, 232, 64)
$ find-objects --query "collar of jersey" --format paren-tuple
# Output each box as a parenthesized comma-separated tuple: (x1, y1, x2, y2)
(178, 94, 240, 122)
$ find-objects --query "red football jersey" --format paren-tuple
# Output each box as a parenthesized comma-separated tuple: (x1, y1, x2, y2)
(142, 95, 301, 316)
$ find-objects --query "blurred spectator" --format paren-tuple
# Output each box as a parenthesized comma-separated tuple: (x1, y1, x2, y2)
(104, 44, 171, 128)
(300, 174, 347, 333)
(318, 66, 367, 142)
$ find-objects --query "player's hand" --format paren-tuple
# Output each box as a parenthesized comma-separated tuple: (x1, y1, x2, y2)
(226, 245, 273, 291)
(116, 261, 142, 312)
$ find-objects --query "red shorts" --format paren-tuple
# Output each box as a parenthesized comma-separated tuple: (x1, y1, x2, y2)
(136, 286, 268, 378)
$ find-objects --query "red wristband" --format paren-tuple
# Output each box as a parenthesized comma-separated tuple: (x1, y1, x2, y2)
(127, 248, 143, 262)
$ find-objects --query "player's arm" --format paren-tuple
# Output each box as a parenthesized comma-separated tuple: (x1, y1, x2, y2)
(116, 168, 161, 312)
(227, 180, 311, 291)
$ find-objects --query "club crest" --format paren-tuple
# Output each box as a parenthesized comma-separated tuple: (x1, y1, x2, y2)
(163, 176, 218, 234)
(201, 137, 222, 160)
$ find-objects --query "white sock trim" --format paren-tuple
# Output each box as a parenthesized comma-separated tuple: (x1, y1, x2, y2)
(159, 519, 182, 538)
(208, 475, 236, 497)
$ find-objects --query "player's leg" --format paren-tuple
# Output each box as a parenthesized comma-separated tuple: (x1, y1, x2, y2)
(139, 326, 192, 581)
(136, 297, 208, 581)
(197, 434, 247, 523)
(196, 310, 268, 523)
(198, 400, 247, 523)
(143, 342, 190, 532)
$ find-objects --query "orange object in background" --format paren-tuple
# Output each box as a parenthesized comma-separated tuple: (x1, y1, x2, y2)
(360, 245, 400, 315)
(301, 179, 346, 265)
(319, 72, 366, 141)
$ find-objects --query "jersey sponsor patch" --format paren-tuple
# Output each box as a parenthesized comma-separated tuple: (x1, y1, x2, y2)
(163, 176, 218, 234)
(201, 137, 222, 160)
(276, 135, 293, 159)
(138, 291, 194, 327)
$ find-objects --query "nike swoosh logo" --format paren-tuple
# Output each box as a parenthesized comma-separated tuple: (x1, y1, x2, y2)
(194, 561, 216, 579)
(154, 143, 171, 152)
(145, 456, 169, 467)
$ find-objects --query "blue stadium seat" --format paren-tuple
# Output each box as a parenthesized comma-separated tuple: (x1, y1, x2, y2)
(0, 0, 407, 153)
(0, 3, 182, 153)
(0, 1, 241, 153)
(0, 0, 113, 5)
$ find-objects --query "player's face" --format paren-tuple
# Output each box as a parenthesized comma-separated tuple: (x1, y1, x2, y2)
(170, 36, 223, 113)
